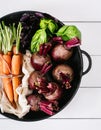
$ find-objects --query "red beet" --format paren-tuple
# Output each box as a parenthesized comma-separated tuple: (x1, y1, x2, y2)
(52, 64, 74, 89)
(31, 53, 51, 71)
(44, 82, 62, 101)
(31, 43, 52, 71)
(27, 95, 41, 111)
(51, 44, 73, 62)
(27, 94, 59, 115)
(28, 71, 48, 91)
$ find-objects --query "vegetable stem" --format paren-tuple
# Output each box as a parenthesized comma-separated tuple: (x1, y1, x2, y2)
(16, 22, 22, 54)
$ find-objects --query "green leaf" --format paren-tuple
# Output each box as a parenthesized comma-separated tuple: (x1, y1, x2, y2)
(56, 25, 81, 41)
(16, 22, 22, 54)
(40, 18, 58, 34)
(0, 21, 18, 54)
(48, 21, 58, 33)
(31, 29, 47, 53)
(56, 25, 69, 36)
(0, 32, 2, 51)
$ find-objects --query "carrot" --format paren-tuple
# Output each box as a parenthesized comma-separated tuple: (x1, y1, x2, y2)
(12, 76, 21, 102)
(11, 23, 22, 103)
(11, 53, 22, 102)
(0, 22, 15, 105)
(0, 54, 3, 74)
(2, 54, 11, 75)
(2, 54, 14, 103)
(12, 54, 22, 75)
(7, 51, 13, 56)
(12, 45, 16, 55)
(2, 77, 14, 103)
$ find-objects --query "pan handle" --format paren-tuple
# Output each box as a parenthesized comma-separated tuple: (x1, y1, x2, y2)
(81, 50, 92, 75)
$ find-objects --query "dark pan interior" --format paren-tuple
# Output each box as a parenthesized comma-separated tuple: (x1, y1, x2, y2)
(0, 11, 83, 121)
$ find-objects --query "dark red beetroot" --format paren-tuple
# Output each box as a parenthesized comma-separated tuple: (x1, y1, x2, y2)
(28, 71, 49, 93)
(51, 44, 73, 62)
(27, 94, 59, 115)
(31, 43, 52, 71)
(31, 53, 51, 70)
(28, 71, 62, 100)
(27, 94, 41, 111)
(52, 64, 74, 89)
(44, 82, 62, 101)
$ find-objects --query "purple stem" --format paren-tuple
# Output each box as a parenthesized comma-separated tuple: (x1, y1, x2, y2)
(39, 101, 54, 115)
(43, 43, 52, 55)
(53, 36, 62, 41)
(65, 37, 81, 49)
(39, 44, 44, 55)
(40, 105, 54, 115)
(41, 63, 52, 74)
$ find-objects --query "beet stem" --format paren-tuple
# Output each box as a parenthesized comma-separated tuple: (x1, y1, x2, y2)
(43, 64, 52, 74)
(39, 44, 44, 55)
(53, 36, 62, 41)
(65, 37, 81, 48)
(40, 105, 54, 115)
(41, 63, 52, 74)
(40, 101, 54, 115)
(43, 43, 52, 55)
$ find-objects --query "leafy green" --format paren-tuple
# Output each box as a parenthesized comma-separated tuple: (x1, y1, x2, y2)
(0, 21, 22, 54)
(56, 25, 81, 41)
(30, 29, 47, 53)
(30, 18, 58, 53)
(0, 22, 8, 54)
(0, 22, 16, 54)
(16, 22, 22, 54)
(40, 18, 58, 34)
(0, 32, 2, 51)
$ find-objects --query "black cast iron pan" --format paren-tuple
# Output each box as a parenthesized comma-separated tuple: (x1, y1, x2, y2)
(0, 11, 92, 121)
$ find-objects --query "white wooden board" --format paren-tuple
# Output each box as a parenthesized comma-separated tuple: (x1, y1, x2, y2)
(0, 0, 101, 130)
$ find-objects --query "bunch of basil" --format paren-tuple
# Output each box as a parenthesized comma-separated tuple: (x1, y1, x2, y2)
(30, 18, 81, 53)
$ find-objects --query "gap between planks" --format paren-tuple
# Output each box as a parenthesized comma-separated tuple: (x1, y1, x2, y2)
(62, 21, 101, 23)
(1, 118, 101, 120)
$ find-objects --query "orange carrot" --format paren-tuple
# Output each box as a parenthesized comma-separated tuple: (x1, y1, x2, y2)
(12, 45, 16, 55)
(7, 51, 13, 56)
(2, 54, 11, 75)
(0, 53, 3, 74)
(11, 23, 22, 104)
(12, 76, 21, 102)
(11, 54, 22, 75)
(2, 54, 14, 104)
(11, 53, 22, 102)
(2, 77, 14, 103)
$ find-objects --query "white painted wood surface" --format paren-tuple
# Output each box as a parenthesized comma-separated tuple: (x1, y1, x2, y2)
(0, 0, 101, 130)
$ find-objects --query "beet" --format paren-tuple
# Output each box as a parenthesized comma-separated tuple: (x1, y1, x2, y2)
(28, 71, 48, 90)
(31, 53, 51, 71)
(44, 82, 62, 101)
(51, 44, 73, 62)
(27, 94, 59, 115)
(52, 64, 74, 89)
(31, 43, 52, 71)
(27, 95, 41, 111)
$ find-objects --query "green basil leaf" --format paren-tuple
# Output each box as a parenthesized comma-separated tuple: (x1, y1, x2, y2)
(40, 18, 58, 34)
(30, 29, 47, 53)
(56, 25, 81, 41)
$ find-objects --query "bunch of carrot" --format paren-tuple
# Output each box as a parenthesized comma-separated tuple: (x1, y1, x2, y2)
(0, 22, 22, 107)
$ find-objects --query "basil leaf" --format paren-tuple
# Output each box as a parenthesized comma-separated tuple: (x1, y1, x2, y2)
(30, 29, 47, 53)
(40, 18, 58, 34)
(56, 25, 81, 41)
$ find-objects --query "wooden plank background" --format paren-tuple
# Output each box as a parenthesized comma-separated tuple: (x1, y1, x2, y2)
(0, 0, 101, 130)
